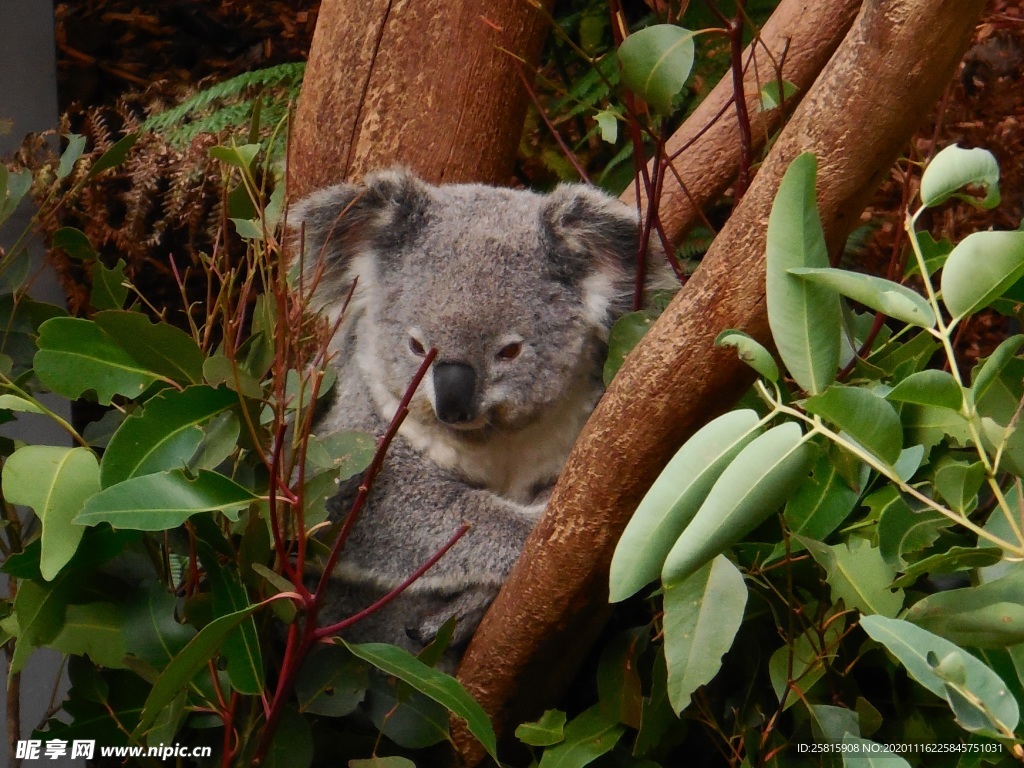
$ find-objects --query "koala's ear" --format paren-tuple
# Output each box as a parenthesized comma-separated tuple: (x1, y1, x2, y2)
(542, 184, 640, 324)
(289, 168, 429, 275)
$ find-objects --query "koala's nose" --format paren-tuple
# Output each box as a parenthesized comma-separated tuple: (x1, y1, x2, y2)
(433, 362, 477, 424)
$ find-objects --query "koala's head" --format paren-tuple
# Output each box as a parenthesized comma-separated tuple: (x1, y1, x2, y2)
(291, 169, 640, 434)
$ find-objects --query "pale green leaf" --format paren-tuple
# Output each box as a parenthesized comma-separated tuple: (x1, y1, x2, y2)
(941, 230, 1024, 320)
(907, 566, 1024, 648)
(860, 615, 1019, 736)
(804, 385, 903, 465)
(48, 602, 127, 668)
(662, 423, 815, 585)
(920, 144, 1000, 209)
(3, 446, 100, 580)
(714, 330, 779, 381)
(886, 369, 963, 410)
(663, 555, 747, 713)
(618, 25, 696, 115)
(788, 267, 935, 328)
(610, 409, 762, 601)
(766, 152, 841, 394)
(801, 537, 903, 617)
(841, 735, 911, 768)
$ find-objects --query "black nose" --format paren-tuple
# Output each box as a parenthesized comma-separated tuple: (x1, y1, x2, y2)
(433, 362, 477, 424)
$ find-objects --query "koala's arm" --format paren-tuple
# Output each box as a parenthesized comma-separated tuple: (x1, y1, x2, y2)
(326, 439, 544, 648)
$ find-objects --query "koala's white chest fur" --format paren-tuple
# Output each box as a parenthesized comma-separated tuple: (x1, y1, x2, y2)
(358, 340, 598, 503)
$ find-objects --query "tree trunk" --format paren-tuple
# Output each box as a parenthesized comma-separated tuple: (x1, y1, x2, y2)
(455, 0, 985, 761)
(288, 0, 552, 197)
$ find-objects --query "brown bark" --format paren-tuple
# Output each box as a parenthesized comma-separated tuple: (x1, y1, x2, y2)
(455, 0, 985, 761)
(289, 0, 552, 197)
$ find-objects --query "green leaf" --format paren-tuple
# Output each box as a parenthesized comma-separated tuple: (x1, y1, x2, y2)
(596, 628, 644, 728)
(537, 704, 625, 768)
(788, 267, 935, 328)
(101, 385, 239, 487)
(769, 453, 862, 562)
(52, 227, 98, 261)
(350, 758, 416, 768)
(891, 546, 1003, 589)
(860, 615, 1019, 736)
(48, 602, 127, 668)
(841, 735, 911, 768)
(122, 584, 195, 670)
(663, 555, 747, 713)
(907, 566, 1024, 648)
(920, 144, 1000, 210)
(3, 446, 100, 580)
(0, 394, 44, 413)
(875, 487, 951, 568)
(90, 259, 129, 311)
(662, 423, 815, 585)
(610, 409, 762, 601)
(594, 108, 619, 144)
(8, 578, 71, 675)
(295, 645, 368, 717)
(768, 614, 845, 709)
(617, 25, 696, 115)
(804, 385, 903, 465)
(971, 334, 1024, 405)
(57, 133, 87, 179)
(802, 537, 903, 617)
(766, 152, 841, 394)
(209, 143, 261, 169)
(94, 310, 204, 386)
(0, 168, 32, 227)
(198, 543, 264, 696)
(757, 79, 798, 111)
(88, 133, 139, 177)
(133, 601, 263, 737)
(714, 330, 779, 381)
(933, 457, 985, 514)
(941, 230, 1024, 320)
(76, 469, 256, 530)
(341, 641, 499, 763)
(34, 317, 160, 405)
(886, 369, 963, 410)
(516, 709, 567, 747)
(902, 404, 971, 453)
(603, 310, 657, 385)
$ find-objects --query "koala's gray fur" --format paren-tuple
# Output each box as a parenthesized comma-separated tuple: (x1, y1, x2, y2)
(291, 169, 644, 662)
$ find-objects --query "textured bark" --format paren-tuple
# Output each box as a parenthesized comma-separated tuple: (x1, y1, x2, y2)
(455, 0, 985, 761)
(289, 0, 552, 198)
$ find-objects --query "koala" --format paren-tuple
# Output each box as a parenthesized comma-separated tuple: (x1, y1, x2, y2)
(291, 168, 646, 663)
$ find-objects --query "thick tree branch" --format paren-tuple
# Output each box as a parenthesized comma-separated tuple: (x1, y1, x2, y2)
(455, 0, 985, 761)
(289, 0, 553, 196)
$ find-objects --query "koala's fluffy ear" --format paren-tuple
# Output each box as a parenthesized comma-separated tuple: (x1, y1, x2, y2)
(542, 184, 641, 325)
(289, 168, 429, 281)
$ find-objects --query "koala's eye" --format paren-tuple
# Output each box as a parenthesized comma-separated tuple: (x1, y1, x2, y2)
(409, 336, 426, 356)
(496, 342, 522, 361)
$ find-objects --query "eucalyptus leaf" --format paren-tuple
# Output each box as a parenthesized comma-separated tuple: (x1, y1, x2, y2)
(662, 423, 815, 585)
(610, 409, 762, 601)
(94, 310, 204, 386)
(714, 330, 779, 381)
(537, 704, 624, 768)
(971, 333, 1024, 405)
(101, 385, 239, 487)
(766, 152, 841, 394)
(87, 133, 139, 177)
(90, 259, 129, 311)
(907, 567, 1024, 648)
(804, 385, 903, 465)
(516, 709, 568, 747)
(77, 469, 256, 530)
(886, 369, 963, 410)
(57, 133, 87, 179)
(801, 536, 903, 617)
(34, 317, 160, 405)
(617, 25, 696, 115)
(941, 230, 1024, 321)
(3, 446, 100, 580)
(920, 144, 1000, 209)
(341, 640, 499, 763)
(860, 615, 1018, 736)
(663, 555, 747, 713)
(788, 267, 935, 328)
(841, 735, 911, 768)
